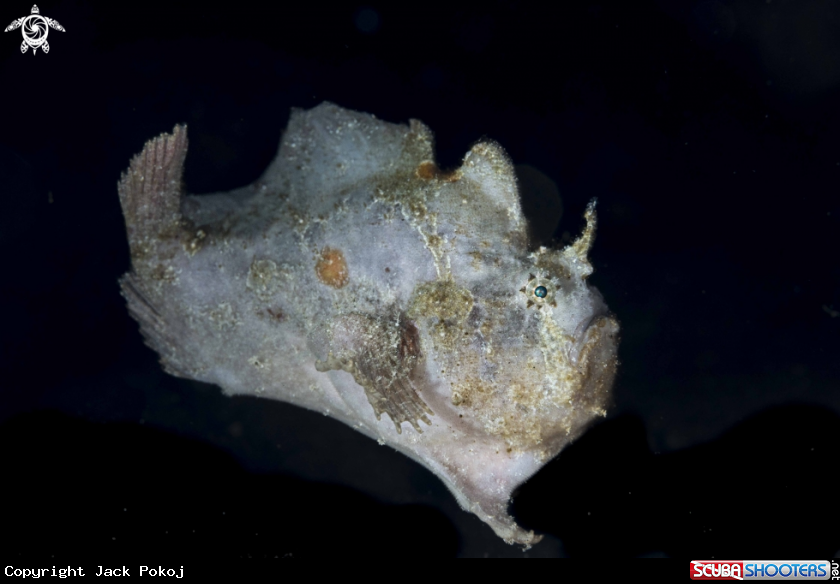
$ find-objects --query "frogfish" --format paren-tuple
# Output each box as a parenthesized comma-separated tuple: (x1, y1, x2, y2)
(117, 103, 619, 546)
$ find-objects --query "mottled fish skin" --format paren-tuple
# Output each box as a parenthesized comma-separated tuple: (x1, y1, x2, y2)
(117, 103, 619, 546)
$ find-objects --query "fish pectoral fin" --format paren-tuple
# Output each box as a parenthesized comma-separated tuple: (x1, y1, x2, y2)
(317, 312, 433, 433)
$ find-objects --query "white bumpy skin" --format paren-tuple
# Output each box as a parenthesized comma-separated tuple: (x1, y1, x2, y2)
(117, 103, 619, 547)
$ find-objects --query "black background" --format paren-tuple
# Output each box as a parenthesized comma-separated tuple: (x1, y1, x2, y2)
(1, 0, 838, 560)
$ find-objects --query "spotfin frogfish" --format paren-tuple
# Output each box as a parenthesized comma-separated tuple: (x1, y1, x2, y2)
(117, 102, 619, 546)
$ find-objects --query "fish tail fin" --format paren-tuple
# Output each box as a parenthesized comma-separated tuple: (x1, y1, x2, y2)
(117, 125, 188, 262)
(119, 272, 193, 378)
(117, 126, 199, 379)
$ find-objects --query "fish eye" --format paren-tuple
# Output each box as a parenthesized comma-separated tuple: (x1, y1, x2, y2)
(520, 274, 557, 308)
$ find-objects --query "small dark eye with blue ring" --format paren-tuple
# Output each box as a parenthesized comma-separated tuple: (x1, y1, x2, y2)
(520, 273, 558, 309)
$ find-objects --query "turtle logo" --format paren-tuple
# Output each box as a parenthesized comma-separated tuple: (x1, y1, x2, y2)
(4, 5, 65, 55)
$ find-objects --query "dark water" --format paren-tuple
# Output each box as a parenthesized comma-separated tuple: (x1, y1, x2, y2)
(0, 0, 838, 560)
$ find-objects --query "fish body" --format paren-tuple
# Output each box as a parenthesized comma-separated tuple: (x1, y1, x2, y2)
(118, 103, 619, 546)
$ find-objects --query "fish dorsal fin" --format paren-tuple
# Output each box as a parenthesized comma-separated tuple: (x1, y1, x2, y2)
(456, 140, 526, 235)
(261, 102, 434, 217)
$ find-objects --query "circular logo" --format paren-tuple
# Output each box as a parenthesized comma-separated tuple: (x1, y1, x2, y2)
(21, 15, 48, 49)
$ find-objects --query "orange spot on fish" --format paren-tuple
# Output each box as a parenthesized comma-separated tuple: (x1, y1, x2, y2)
(316, 247, 349, 288)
